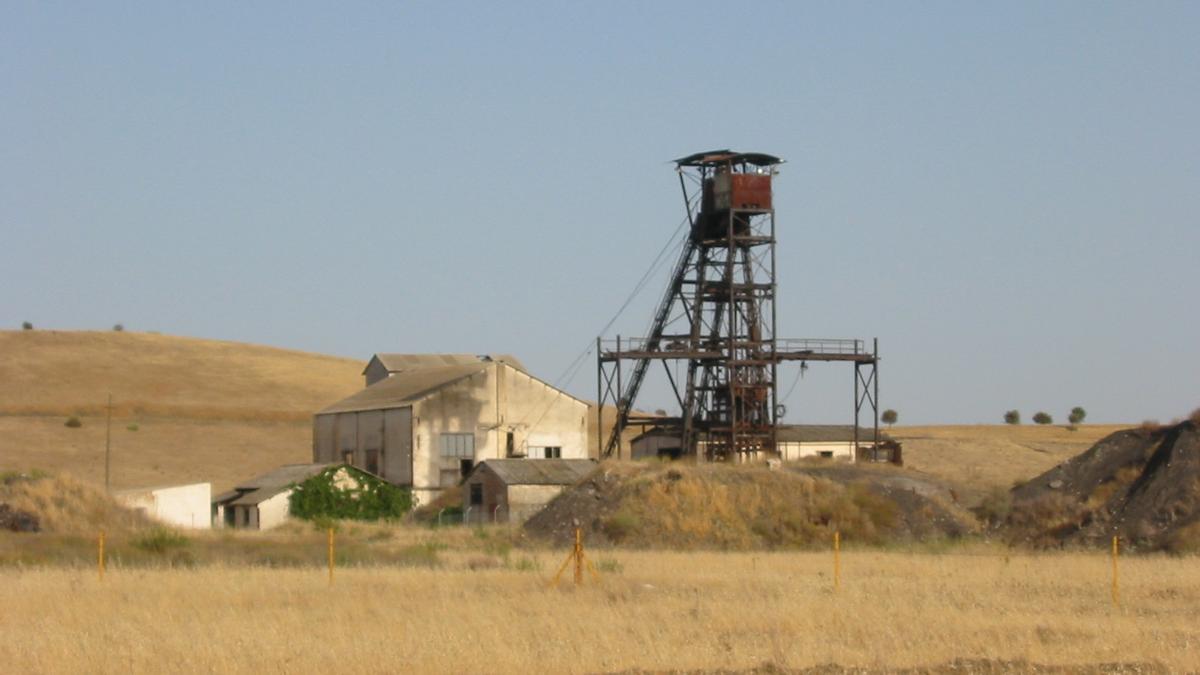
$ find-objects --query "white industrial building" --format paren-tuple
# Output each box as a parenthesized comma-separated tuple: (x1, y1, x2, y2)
(114, 482, 212, 530)
(631, 425, 893, 462)
(314, 354, 589, 505)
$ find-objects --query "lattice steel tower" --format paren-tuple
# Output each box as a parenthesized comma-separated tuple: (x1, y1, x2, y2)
(598, 150, 880, 461)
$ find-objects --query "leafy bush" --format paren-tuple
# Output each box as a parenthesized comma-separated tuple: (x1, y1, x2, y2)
(132, 527, 189, 554)
(881, 409, 898, 427)
(288, 467, 412, 522)
(1068, 407, 1086, 428)
(1032, 411, 1053, 425)
(126, 423, 139, 432)
(112, 324, 124, 332)
(64, 416, 82, 428)
(21, 321, 32, 330)
(602, 511, 640, 543)
(1004, 410, 1020, 425)
(596, 557, 623, 574)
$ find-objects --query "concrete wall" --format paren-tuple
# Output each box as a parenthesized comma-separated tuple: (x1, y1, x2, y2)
(115, 483, 212, 530)
(412, 363, 588, 506)
(462, 473, 567, 524)
(313, 408, 413, 486)
(778, 441, 857, 461)
(255, 490, 293, 530)
(631, 435, 683, 460)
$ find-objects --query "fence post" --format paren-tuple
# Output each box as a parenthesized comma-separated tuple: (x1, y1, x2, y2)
(98, 531, 106, 580)
(1111, 535, 1120, 608)
(328, 527, 335, 586)
(833, 531, 841, 592)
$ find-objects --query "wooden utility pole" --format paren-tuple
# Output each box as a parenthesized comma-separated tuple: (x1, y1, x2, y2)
(105, 393, 112, 493)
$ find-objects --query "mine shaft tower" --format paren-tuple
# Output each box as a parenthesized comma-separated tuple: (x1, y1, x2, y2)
(598, 150, 880, 460)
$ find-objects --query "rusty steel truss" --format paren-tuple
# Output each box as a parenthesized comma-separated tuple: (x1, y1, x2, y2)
(598, 150, 880, 460)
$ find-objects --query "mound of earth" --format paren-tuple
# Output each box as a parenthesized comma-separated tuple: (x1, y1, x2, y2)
(1007, 420, 1200, 551)
(524, 461, 977, 549)
(0, 472, 151, 534)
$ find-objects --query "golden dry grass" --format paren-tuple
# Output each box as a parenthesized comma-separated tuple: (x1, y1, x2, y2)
(891, 425, 1132, 503)
(0, 330, 365, 491)
(2, 546, 1196, 673)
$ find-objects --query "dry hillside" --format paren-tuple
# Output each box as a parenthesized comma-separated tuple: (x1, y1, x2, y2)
(0, 330, 364, 491)
(891, 424, 1130, 504)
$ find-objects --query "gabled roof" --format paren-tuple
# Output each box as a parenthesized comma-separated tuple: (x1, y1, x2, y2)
(215, 463, 337, 506)
(776, 425, 892, 443)
(319, 363, 489, 415)
(470, 459, 596, 486)
(364, 353, 525, 375)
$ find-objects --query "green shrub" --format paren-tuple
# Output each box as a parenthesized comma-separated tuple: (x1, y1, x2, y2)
(288, 467, 413, 522)
(64, 416, 82, 428)
(510, 556, 542, 572)
(602, 510, 640, 542)
(126, 423, 139, 432)
(1033, 411, 1053, 425)
(1004, 410, 1020, 425)
(132, 527, 189, 554)
(21, 321, 32, 330)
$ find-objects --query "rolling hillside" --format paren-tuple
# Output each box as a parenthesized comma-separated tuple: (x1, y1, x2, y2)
(0, 330, 364, 491)
(0, 330, 1132, 501)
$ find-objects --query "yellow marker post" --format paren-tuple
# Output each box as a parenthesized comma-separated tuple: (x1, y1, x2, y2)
(328, 527, 335, 586)
(98, 531, 106, 580)
(833, 531, 841, 592)
(552, 527, 601, 587)
(1111, 535, 1120, 608)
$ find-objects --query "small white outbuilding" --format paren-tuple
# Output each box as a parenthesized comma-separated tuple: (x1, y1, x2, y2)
(114, 482, 212, 530)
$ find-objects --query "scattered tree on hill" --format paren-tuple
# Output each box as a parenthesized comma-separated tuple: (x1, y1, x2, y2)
(21, 321, 32, 330)
(1067, 406, 1087, 429)
(1004, 410, 1020, 425)
(1032, 411, 1053, 425)
(113, 323, 124, 332)
(64, 416, 82, 428)
(881, 409, 898, 427)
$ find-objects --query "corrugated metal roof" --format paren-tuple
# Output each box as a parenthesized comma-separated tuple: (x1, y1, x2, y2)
(474, 459, 596, 486)
(366, 353, 526, 375)
(214, 463, 337, 505)
(776, 425, 892, 443)
(319, 363, 489, 414)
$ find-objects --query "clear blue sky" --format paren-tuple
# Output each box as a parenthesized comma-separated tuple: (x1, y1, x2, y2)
(3, 2, 1197, 424)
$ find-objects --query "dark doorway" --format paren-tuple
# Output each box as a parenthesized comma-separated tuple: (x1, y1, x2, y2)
(460, 459, 472, 481)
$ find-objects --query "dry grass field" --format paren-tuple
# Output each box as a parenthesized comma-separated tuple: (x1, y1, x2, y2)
(891, 424, 1132, 504)
(2, 540, 1196, 673)
(0, 330, 364, 491)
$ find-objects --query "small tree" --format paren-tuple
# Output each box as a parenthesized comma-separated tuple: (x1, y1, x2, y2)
(881, 409, 898, 427)
(1004, 410, 1020, 425)
(1032, 411, 1053, 425)
(21, 321, 33, 330)
(64, 416, 83, 428)
(1067, 406, 1086, 426)
(113, 324, 124, 332)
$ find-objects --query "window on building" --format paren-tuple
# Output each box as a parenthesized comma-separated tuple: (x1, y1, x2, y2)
(506, 432, 514, 457)
(342, 451, 354, 466)
(469, 483, 483, 506)
(365, 449, 379, 475)
(529, 446, 561, 459)
(439, 433, 475, 459)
